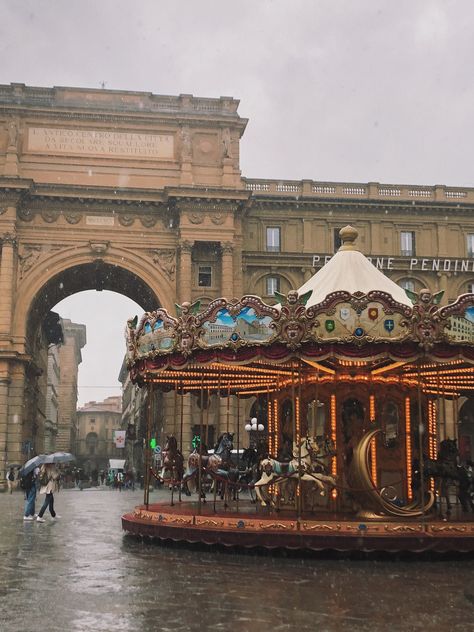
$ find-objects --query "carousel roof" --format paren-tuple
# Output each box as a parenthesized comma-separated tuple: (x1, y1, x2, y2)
(297, 225, 412, 307)
(125, 225, 474, 397)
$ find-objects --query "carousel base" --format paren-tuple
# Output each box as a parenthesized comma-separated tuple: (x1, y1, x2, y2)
(122, 500, 474, 554)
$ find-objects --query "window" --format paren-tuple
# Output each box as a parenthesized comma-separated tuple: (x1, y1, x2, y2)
(399, 279, 415, 292)
(266, 227, 280, 252)
(400, 231, 415, 257)
(198, 265, 212, 287)
(266, 276, 280, 296)
(333, 228, 342, 252)
(467, 283, 474, 294)
(467, 234, 474, 257)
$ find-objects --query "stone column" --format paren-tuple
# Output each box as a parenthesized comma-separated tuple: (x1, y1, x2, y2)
(221, 242, 234, 299)
(178, 240, 193, 303)
(5, 361, 26, 470)
(0, 369, 11, 480)
(0, 232, 16, 340)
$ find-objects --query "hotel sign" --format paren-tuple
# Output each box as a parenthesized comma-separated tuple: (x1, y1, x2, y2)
(312, 255, 474, 273)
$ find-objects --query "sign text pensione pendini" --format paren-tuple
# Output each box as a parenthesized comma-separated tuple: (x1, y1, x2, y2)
(312, 255, 474, 273)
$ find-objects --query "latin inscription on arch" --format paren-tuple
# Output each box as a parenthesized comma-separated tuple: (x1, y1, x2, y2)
(27, 127, 174, 160)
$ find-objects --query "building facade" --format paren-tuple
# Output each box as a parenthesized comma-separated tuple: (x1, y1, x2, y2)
(1, 82, 474, 478)
(76, 396, 122, 475)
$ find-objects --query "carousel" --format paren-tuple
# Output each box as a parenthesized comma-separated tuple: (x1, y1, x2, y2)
(122, 226, 474, 553)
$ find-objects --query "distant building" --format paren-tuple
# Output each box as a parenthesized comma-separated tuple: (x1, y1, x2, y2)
(76, 396, 122, 475)
(56, 320, 86, 452)
(44, 343, 60, 453)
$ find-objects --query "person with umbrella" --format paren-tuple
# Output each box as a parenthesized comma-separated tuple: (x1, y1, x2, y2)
(36, 463, 61, 522)
(18, 455, 44, 520)
(22, 465, 40, 520)
(7, 467, 15, 494)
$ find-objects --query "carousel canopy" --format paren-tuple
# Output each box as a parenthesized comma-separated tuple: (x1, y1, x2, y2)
(125, 226, 474, 397)
(296, 225, 412, 307)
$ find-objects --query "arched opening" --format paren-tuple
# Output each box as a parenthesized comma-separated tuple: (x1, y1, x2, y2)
(19, 261, 162, 461)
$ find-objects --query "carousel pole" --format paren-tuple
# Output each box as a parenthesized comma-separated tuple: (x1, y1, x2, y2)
(178, 381, 183, 503)
(290, 361, 299, 518)
(226, 384, 230, 433)
(198, 376, 204, 515)
(144, 381, 154, 509)
(205, 388, 210, 446)
(236, 393, 240, 506)
(417, 366, 426, 530)
(173, 382, 178, 437)
(297, 359, 302, 522)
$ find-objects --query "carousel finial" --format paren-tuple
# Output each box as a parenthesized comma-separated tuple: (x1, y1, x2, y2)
(338, 225, 358, 251)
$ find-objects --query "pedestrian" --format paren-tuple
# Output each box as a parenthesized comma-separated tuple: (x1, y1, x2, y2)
(36, 463, 61, 522)
(22, 467, 39, 520)
(7, 467, 15, 494)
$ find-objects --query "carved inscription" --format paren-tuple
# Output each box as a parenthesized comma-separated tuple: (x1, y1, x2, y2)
(27, 127, 174, 160)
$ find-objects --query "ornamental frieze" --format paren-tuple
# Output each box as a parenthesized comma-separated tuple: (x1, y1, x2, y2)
(118, 214, 135, 227)
(64, 211, 82, 224)
(40, 209, 60, 223)
(18, 243, 65, 279)
(140, 215, 158, 228)
(151, 249, 176, 281)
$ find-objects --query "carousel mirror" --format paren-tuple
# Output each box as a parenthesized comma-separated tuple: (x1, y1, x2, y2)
(382, 400, 399, 448)
(306, 398, 326, 440)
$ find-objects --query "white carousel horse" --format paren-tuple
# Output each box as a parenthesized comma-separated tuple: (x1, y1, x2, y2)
(254, 436, 336, 507)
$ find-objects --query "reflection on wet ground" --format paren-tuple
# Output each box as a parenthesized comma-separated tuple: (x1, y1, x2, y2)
(0, 488, 473, 631)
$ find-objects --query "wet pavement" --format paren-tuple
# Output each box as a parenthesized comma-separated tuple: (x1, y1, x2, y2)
(0, 487, 473, 632)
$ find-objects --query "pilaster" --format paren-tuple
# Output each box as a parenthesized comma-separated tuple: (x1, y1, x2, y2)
(221, 242, 234, 298)
(178, 240, 193, 303)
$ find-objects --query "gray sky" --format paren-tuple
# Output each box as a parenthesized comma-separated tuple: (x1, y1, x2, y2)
(2, 0, 474, 405)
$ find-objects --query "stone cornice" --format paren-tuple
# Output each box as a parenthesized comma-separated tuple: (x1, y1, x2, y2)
(248, 197, 474, 217)
(0, 84, 248, 133)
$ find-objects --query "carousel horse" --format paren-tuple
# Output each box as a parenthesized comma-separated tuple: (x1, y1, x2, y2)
(159, 435, 188, 500)
(458, 460, 474, 513)
(160, 435, 185, 487)
(303, 436, 337, 511)
(184, 432, 234, 498)
(420, 438, 460, 518)
(254, 436, 336, 507)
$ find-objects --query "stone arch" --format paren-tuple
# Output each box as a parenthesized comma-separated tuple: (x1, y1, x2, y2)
(249, 270, 298, 298)
(453, 277, 474, 296)
(13, 245, 174, 346)
(392, 273, 427, 292)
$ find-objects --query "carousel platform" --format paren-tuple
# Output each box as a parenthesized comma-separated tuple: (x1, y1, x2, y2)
(122, 500, 474, 554)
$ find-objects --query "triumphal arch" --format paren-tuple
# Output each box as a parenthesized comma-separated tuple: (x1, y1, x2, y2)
(3, 83, 474, 478)
(0, 84, 249, 475)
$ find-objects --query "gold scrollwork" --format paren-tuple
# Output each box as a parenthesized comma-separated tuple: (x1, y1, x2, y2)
(384, 525, 420, 533)
(430, 525, 466, 533)
(259, 522, 295, 530)
(302, 523, 341, 532)
(196, 519, 225, 527)
(167, 517, 193, 525)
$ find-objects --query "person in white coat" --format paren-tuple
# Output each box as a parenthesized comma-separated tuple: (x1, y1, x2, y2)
(36, 464, 60, 522)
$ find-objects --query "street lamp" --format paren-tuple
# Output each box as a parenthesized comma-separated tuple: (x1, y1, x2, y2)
(245, 417, 265, 449)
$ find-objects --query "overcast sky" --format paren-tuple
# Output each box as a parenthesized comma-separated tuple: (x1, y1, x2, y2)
(2, 0, 474, 405)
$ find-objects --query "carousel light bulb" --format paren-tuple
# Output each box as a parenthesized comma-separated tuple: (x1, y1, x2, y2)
(251, 424, 258, 431)
(245, 423, 252, 432)
(251, 417, 257, 424)
(257, 424, 264, 432)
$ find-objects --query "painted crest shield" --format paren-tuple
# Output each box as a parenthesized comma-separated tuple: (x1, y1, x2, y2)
(340, 307, 350, 321)
(368, 307, 379, 320)
(384, 319, 395, 333)
(325, 319, 335, 332)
